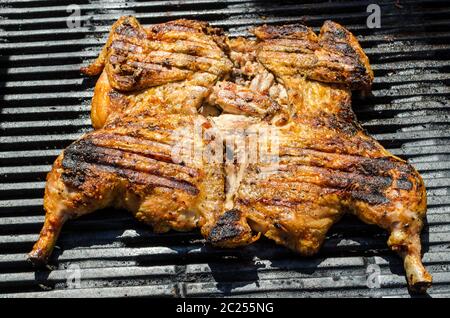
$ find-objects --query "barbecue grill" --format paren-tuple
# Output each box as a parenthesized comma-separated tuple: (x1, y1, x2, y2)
(0, 0, 449, 298)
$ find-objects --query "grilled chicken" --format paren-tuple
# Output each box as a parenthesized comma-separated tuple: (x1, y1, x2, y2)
(29, 17, 431, 292)
(29, 16, 238, 263)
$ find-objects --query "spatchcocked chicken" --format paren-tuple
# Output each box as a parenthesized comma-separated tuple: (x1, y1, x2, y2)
(29, 16, 432, 292)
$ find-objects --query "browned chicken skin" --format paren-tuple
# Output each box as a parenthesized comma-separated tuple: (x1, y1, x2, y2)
(30, 17, 431, 292)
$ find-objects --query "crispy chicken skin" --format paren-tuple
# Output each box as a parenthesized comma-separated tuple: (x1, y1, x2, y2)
(30, 17, 431, 292)
(207, 22, 430, 292)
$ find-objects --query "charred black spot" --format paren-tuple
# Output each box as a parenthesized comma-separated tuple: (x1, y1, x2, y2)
(61, 169, 86, 189)
(208, 209, 246, 243)
(61, 137, 199, 195)
(61, 139, 98, 188)
(311, 111, 359, 135)
(358, 157, 397, 176)
(344, 173, 392, 205)
(338, 104, 357, 121)
(351, 191, 389, 205)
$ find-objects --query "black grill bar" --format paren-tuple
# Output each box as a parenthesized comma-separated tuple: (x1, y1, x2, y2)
(1, 0, 450, 298)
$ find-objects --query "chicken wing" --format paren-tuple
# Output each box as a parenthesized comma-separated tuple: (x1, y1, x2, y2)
(231, 21, 430, 292)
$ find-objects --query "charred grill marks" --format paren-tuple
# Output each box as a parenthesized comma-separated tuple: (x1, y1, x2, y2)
(114, 17, 146, 39)
(62, 138, 200, 195)
(281, 147, 415, 178)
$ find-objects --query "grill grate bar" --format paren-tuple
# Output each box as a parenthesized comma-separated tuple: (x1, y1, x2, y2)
(0, 0, 246, 14)
(1, 247, 445, 269)
(2, 19, 450, 41)
(0, 1, 448, 28)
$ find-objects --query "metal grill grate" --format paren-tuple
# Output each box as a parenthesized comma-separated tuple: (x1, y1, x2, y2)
(0, 0, 449, 298)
